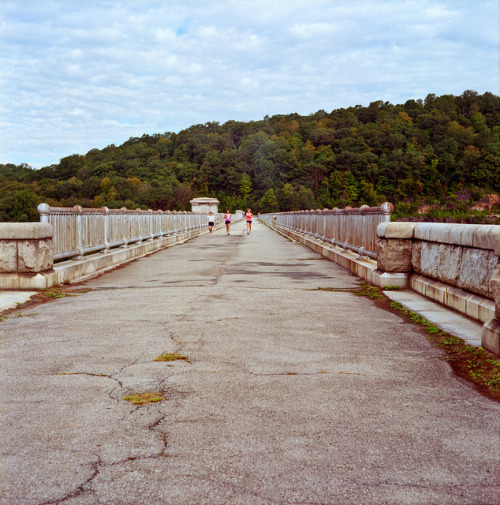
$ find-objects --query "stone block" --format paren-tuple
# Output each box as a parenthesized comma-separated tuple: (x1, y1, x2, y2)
(464, 294, 495, 324)
(414, 223, 432, 241)
(481, 318, 500, 356)
(465, 293, 485, 322)
(422, 277, 447, 305)
(413, 223, 497, 250)
(377, 222, 416, 239)
(448, 225, 475, 247)
(0, 271, 57, 290)
(0, 222, 52, 240)
(458, 248, 497, 298)
(0, 241, 17, 272)
(472, 225, 499, 252)
(17, 239, 54, 273)
(410, 273, 427, 297)
(478, 299, 496, 324)
(416, 242, 462, 286)
(490, 264, 500, 318)
(438, 244, 463, 285)
(372, 270, 410, 289)
(429, 223, 456, 245)
(376, 237, 413, 273)
(444, 285, 469, 315)
(414, 241, 439, 276)
(411, 241, 422, 272)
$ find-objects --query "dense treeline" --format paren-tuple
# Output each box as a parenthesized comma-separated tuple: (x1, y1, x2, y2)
(1, 90, 499, 222)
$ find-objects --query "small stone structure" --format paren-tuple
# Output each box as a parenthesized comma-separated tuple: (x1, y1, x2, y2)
(0, 223, 56, 289)
(190, 197, 219, 215)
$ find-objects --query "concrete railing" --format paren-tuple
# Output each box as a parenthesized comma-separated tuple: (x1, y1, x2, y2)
(38, 203, 222, 261)
(260, 203, 393, 259)
(0, 205, 223, 290)
(376, 222, 500, 355)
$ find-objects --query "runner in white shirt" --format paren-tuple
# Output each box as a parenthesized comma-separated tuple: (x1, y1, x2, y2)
(207, 212, 215, 234)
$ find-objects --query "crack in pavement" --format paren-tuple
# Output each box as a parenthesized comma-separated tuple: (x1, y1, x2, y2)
(38, 454, 102, 505)
(42, 408, 174, 504)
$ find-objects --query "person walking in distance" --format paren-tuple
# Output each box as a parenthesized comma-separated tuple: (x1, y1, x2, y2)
(207, 211, 215, 234)
(224, 210, 231, 235)
(245, 208, 253, 234)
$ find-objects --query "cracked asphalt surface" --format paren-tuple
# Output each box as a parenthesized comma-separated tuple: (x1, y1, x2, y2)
(1, 219, 499, 504)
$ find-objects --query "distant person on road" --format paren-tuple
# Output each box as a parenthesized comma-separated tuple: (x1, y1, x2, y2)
(224, 210, 231, 235)
(207, 211, 215, 234)
(246, 208, 253, 234)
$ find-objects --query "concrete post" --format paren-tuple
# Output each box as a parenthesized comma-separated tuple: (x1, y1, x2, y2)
(374, 222, 417, 288)
(103, 207, 110, 251)
(0, 222, 57, 290)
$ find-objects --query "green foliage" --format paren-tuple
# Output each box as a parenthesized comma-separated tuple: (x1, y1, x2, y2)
(1, 91, 499, 221)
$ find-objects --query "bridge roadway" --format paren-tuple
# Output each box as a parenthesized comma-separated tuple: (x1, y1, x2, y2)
(1, 219, 498, 505)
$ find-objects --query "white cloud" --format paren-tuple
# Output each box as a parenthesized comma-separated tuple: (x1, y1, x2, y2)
(0, 0, 497, 168)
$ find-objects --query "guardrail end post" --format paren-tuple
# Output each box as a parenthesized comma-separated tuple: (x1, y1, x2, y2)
(37, 203, 51, 223)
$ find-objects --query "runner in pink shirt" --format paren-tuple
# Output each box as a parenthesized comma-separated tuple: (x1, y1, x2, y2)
(245, 208, 253, 235)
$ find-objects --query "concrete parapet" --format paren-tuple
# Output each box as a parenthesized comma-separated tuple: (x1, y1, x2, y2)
(0, 223, 210, 290)
(55, 228, 207, 285)
(375, 222, 500, 355)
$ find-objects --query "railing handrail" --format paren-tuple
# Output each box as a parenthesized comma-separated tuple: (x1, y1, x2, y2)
(260, 203, 393, 259)
(38, 203, 223, 261)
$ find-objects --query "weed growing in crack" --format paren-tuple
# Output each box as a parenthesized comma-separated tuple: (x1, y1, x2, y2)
(154, 352, 188, 362)
(123, 392, 165, 405)
(354, 284, 385, 299)
(44, 289, 68, 299)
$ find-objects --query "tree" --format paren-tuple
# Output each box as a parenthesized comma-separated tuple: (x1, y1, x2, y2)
(0, 187, 39, 221)
(259, 188, 279, 213)
(239, 173, 253, 201)
(0, 90, 499, 222)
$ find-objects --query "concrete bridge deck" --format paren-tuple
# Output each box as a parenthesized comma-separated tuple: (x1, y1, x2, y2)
(1, 219, 498, 504)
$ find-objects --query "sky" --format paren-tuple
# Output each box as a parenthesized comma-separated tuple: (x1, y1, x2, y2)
(0, 0, 498, 169)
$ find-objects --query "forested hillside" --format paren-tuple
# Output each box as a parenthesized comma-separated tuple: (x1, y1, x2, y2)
(1, 90, 499, 222)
